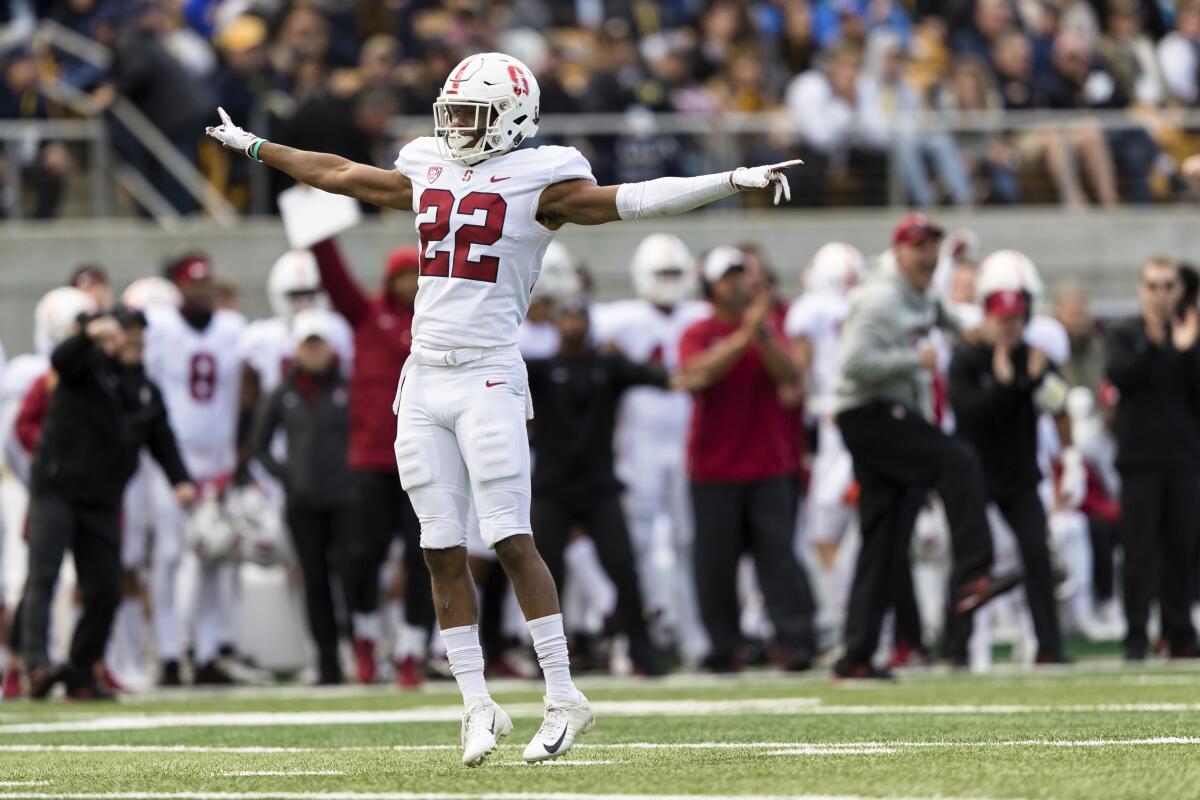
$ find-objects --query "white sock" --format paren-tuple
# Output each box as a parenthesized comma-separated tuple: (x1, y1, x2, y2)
(528, 613, 583, 704)
(440, 624, 490, 706)
(353, 611, 382, 643)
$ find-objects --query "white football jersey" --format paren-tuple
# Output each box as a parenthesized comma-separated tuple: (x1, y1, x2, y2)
(592, 299, 711, 439)
(395, 137, 595, 351)
(784, 292, 850, 417)
(145, 307, 247, 480)
(0, 352, 48, 484)
(238, 314, 356, 395)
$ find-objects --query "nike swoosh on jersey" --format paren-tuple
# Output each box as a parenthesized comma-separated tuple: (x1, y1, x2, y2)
(490, 176, 511, 183)
(543, 725, 568, 754)
(485, 380, 506, 388)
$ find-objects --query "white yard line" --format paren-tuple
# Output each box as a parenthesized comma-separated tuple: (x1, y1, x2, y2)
(0, 785, 51, 789)
(4, 698, 1200, 735)
(3, 737, 1200, 755)
(0, 793, 1011, 800)
(217, 772, 345, 778)
(764, 748, 898, 755)
(493, 760, 621, 767)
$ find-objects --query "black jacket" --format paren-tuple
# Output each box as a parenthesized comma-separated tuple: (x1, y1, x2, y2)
(31, 332, 189, 507)
(1106, 316, 1200, 474)
(251, 366, 354, 509)
(527, 350, 668, 502)
(949, 342, 1046, 499)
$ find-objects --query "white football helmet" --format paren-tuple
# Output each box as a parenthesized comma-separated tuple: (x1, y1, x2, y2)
(225, 485, 289, 568)
(433, 52, 540, 165)
(121, 276, 182, 311)
(185, 493, 239, 565)
(805, 243, 864, 296)
(630, 233, 695, 308)
(34, 287, 96, 356)
(268, 250, 322, 320)
(977, 249, 1043, 308)
(532, 241, 582, 302)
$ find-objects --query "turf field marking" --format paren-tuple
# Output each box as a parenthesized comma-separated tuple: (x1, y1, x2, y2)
(0, 793, 1010, 800)
(217, 773, 345, 778)
(0, 784, 50, 788)
(764, 748, 898, 755)
(494, 760, 621, 767)
(6, 698, 1200, 735)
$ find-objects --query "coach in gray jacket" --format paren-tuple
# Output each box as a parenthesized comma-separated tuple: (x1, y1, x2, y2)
(832, 214, 1019, 679)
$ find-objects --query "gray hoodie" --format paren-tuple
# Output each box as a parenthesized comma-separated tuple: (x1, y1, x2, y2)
(835, 265, 959, 415)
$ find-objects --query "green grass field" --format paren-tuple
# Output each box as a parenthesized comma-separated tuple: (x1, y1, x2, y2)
(1, 663, 1199, 799)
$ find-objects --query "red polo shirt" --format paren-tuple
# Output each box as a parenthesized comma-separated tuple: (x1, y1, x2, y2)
(679, 315, 796, 483)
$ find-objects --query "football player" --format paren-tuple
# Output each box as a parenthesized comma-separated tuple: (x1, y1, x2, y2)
(206, 51, 799, 766)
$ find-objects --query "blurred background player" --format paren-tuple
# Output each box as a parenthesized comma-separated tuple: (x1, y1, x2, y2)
(251, 308, 355, 685)
(308, 238, 432, 687)
(592, 233, 710, 666)
(143, 253, 247, 685)
(785, 242, 864, 643)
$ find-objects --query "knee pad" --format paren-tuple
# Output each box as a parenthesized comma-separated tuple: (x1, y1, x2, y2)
(462, 423, 523, 484)
(395, 435, 437, 491)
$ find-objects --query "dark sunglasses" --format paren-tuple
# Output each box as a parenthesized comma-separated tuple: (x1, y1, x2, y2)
(1142, 280, 1178, 291)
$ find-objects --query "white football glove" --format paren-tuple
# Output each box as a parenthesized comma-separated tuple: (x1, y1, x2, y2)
(1057, 447, 1087, 510)
(730, 159, 803, 205)
(205, 107, 260, 155)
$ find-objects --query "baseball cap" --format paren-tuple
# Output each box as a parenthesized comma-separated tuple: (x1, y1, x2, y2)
(703, 246, 746, 284)
(167, 254, 214, 285)
(984, 289, 1027, 318)
(892, 213, 945, 247)
(386, 246, 420, 278)
(292, 308, 339, 344)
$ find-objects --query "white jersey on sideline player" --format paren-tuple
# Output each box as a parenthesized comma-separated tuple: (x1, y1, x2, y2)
(143, 256, 247, 682)
(591, 233, 710, 664)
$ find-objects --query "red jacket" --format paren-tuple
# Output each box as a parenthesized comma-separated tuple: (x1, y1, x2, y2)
(16, 371, 53, 456)
(311, 238, 417, 472)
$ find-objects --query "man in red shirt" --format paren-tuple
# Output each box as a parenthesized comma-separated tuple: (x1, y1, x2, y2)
(310, 238, 432, 687)
(679, 246, 816, 673)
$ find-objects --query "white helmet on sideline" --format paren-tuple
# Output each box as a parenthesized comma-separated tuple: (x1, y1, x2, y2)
(122, 276, 182, 311)
(226, 485, 289, 567)
(532, 241, 582, 302)
(185, 493, 239, 565)
(805, 243, 864, 296)
(977, 249, 1043, 308)
(268, 250, 322, 320)
(631, 233, 695, 308)
(434, 52, 541, 166)
(34, 287, 96, 356)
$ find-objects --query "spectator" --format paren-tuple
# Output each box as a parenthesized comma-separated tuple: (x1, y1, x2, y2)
(526, 300, 669, 676)
(951, 0, 1016, 62)
(811, 0, 913, 50)
(833, 214, 1019, 679)
(679, 246, 816, 673)
(1158, 0, 1200, 106)
(858, 30, 973, 206)
(309, 238, 432, 687)
(786, 45, 888, 205)
(778, 0, 818, 75)
(1054, 281, 1107, 392)
(1105, 256, 1200, 661)
(948, 287, 1067, 664)
(251, 308, 355, 686)
(1098, 0, 1165, 108)
(0, 48, 69, 219)
(23, 309, 193, 700)
(935, 56, 1022, 203)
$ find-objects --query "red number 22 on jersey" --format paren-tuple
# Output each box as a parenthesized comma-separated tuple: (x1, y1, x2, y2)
(417, 189, 508, 283)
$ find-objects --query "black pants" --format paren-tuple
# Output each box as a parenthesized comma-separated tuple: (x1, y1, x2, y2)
(690, 476, 816, 662)
(21, 492, 121, 677)
(1119, 471, 1200, 656)
(346, 470, 434, 636)
(944, 489, 1063, 662)
(286, 501, 354, 680)
(837, 403, 992, 665)
(889, 490, 926, 651)
(532, 491, 656, 667)
(1088, 516, 1116, 602)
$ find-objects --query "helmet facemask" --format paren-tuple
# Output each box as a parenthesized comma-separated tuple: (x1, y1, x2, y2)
(433, 96, 521, 165)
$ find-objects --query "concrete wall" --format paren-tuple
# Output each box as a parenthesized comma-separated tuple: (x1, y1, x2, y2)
(1, 207, 1197, 353)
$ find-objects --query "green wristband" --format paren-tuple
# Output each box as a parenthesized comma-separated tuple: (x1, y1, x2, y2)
(248, 139, 268, 162)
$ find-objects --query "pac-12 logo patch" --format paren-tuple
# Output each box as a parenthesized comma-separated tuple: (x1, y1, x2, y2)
(427, 166, 443, 183)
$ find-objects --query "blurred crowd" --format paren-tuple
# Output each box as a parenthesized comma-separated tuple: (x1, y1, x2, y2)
(7, 0, 1200, 216)
(1, 215, 1198, 698)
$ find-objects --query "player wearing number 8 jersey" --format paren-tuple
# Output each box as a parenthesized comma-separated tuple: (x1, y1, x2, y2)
(205, 51, 801, 767)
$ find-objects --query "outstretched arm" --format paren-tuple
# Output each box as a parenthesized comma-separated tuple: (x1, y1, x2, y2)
(536, 159, 802, 229)
(205, 108, 413, 211)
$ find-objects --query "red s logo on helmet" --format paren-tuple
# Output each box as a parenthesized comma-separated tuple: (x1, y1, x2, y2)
(508, 65, 530, 97)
